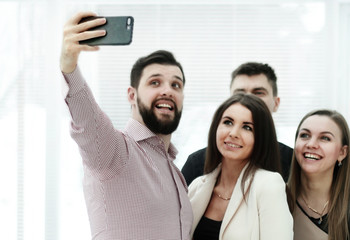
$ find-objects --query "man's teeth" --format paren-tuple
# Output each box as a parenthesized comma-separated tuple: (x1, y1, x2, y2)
(304, 153, 321, 160)
(157, 103, 173, 110)
(227, 143, 241, 148)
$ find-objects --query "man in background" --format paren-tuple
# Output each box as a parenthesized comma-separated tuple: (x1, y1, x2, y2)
(181, 62, 293, 185)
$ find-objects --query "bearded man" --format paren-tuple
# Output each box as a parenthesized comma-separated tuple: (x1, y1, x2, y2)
(60, 11, 193, 240)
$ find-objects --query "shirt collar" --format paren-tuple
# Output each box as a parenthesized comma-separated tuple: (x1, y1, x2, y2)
(125, 118, 156, 141)
(125, 118, 178, 159)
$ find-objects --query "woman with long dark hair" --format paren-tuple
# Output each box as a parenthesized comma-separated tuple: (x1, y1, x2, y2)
(188, 93, 293, 240)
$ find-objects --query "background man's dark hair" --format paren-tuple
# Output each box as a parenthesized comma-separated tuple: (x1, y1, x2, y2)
(130, 50, 185, 89)
(230, 62, 278, 96)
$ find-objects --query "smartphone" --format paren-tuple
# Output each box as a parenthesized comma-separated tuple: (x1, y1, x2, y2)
(79, 16, 134, 46)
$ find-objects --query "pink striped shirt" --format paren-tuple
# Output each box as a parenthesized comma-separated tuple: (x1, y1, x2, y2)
(62, 67, 193, 240)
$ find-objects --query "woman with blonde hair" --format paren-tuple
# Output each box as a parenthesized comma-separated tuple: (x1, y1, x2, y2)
(287, 109, 350, 240)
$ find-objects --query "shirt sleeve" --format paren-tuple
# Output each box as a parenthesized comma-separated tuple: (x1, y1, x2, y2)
(62, 66, 128, 180)
(257, 172, 294, 240)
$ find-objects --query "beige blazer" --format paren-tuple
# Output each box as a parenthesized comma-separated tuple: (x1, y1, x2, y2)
(188, 165, 293, 240)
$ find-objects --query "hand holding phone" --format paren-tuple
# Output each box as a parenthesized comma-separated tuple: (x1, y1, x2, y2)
(79, 16, 134, 46)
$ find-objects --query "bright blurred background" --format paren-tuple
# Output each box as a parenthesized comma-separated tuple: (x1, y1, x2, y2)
(1, 0, 350, 239)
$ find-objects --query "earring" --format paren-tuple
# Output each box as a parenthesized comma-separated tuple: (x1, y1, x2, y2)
(338, 161, 343, 167)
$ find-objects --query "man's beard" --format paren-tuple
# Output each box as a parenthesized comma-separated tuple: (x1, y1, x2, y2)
(137, 97, 182, 135)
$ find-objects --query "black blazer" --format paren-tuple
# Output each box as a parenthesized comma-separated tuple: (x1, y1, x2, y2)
(181, 142, 293, 186)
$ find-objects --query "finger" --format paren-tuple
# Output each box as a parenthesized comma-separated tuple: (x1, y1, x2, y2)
(64, 44, 100, 54)
(76, 17, 106, 33)
(62, 14, 99, 37)
(73, 29, 106, 42)
(80, 45, 100, 52)
(69, 11, 97, 25)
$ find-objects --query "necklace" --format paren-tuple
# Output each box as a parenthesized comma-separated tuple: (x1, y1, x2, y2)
(214, 191, 231, 201)
(214, 172, 233, 201)
(301, 195, 329, 224)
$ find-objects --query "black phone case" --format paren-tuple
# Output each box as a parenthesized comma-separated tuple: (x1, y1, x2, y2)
(79, 16, 134, 46)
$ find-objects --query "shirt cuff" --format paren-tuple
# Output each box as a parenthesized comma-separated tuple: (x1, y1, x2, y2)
(61, 66, 86, 99)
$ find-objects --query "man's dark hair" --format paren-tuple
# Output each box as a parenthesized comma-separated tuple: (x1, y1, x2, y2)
(130, 50, 185, 89)
(230, 62, 278, 96)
